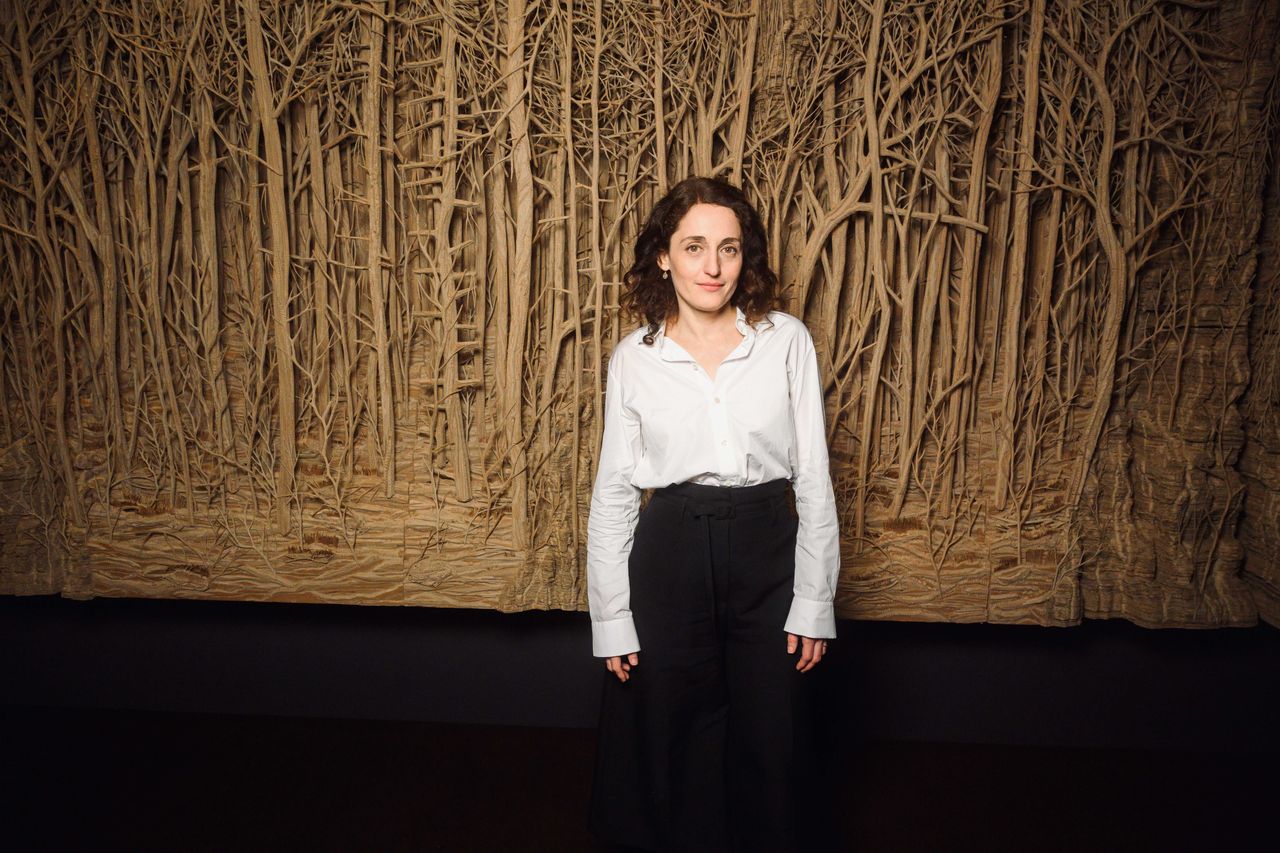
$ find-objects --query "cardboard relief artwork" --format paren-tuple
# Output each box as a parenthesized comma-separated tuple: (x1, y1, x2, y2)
(0, 0, 1277, 628)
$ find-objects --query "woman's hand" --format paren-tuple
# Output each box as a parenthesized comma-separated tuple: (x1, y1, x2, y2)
(786, 633, 828, 672)
(606, 652, 640, 683)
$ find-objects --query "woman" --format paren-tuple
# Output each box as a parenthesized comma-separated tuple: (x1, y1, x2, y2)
(587, 176, 841, 853)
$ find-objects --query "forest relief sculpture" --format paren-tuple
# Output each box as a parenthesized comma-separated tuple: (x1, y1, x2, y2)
(1, 0, 1276, 627)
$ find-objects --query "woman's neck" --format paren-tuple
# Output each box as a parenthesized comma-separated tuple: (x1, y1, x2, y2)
(667, 304, 738, 344)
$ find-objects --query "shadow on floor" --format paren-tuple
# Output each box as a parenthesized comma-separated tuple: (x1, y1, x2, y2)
(4, 706, 1271, 852)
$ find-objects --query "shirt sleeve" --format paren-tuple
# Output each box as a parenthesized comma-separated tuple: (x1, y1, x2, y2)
(586, 350, 644, 657)
(784, 325, 841, 639)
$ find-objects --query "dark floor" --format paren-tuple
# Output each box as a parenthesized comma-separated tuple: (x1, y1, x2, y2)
(2, 705, 1271, 852)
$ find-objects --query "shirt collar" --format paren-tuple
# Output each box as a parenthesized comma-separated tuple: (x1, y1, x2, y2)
(656, 306, 757, 363)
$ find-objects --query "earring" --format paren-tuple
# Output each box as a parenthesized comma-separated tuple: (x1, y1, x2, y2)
(662, 269, 669, 280)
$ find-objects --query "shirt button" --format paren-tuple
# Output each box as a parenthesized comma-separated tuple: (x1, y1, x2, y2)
(721, 440, 727, 446)
(714, 397, 720, 404)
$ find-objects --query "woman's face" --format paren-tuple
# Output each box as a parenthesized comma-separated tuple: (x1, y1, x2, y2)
(658, 203, 743, 320)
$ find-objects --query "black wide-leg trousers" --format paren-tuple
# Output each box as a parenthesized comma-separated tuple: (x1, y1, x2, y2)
(590, 478, 813, 853)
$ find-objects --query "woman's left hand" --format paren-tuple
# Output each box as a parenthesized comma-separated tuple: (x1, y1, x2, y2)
(786, 633, 828, 672)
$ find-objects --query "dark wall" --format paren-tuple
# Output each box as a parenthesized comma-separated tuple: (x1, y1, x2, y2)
(3, 595, 1276, 753)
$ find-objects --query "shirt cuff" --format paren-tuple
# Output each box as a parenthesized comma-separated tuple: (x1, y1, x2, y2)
(592, 616, 641, 658)
(783, 595, 837, 639)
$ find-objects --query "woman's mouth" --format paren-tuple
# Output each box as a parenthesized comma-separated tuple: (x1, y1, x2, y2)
(696, 282, 723, 291)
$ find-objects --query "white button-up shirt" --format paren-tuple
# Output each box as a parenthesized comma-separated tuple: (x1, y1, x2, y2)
(587, 307, 841, 657)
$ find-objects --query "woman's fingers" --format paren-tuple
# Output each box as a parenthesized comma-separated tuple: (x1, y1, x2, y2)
(795, 638, 813, 671)
(605, 653, 641, 683)
(793, 636, 828, 672)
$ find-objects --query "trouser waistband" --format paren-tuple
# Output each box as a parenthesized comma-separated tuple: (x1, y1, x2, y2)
(653, 478, 790, 519)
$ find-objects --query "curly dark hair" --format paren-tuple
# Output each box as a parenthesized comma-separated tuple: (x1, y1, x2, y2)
(621, 176, 781, 345)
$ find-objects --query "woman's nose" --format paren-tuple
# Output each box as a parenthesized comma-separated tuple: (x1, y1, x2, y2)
(703, 250, 720, 276)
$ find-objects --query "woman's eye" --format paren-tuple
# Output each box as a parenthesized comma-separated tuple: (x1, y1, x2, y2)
(686, 245, 701, 254)
(722, 246, 739, 256)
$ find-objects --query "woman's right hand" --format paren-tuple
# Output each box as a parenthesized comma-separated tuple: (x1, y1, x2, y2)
(605, 653, 639, 683)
